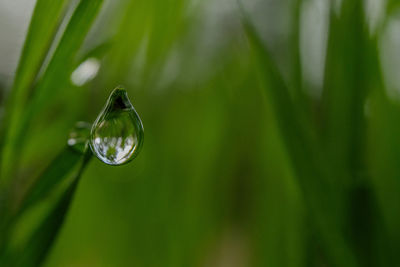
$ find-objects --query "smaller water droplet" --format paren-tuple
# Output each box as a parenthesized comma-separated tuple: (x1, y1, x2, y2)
(89, 86, 144, 165)
(68, 121, 92, 153)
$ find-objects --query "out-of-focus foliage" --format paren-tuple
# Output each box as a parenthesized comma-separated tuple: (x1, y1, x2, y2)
(0, 0, 399, 266)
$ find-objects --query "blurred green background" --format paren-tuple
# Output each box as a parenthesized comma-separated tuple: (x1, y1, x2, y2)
(1, 0, 400, 266)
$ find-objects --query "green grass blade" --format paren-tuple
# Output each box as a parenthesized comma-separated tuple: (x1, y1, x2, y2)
(321, 0, 368, 181)
(0, 0, 70, 184)
(7, 151, 91, 267)
(18, 147, 83, 215)
(0, 146, 86, 260)
(103, 0, 187, 89)
(289, 0, 304, 100)
(1, 0, 104, 184)
(31, 0, 104, 106)
(365, 36, 400, 265)
(242, 14, 358, 267)
(77, 41, 111, 64)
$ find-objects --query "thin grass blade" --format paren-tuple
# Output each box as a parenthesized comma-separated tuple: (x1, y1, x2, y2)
(0, 0, 70, 184)
(321, 0, 368, 182)
(242, 12, 358, 267)
(18, 147, 83, 215)
(7, 151, 91, 267)
(1, 0, 104, 185)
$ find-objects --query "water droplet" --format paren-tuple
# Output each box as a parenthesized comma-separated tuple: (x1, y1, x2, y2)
(89, 87, 144, 165)
(68, 121, 92, 153)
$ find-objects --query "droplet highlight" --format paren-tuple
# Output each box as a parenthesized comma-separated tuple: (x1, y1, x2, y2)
(67, 121, 92, 153)
(89, 87, 144, 165)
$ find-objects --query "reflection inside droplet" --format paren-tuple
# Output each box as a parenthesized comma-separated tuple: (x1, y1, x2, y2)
(91, 113, 139, 164)
(89, 87, 144, 165)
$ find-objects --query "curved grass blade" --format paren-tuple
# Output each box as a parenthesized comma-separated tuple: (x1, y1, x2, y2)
(0, 146, 86, 261)
(18, 147, 83, 216)
(78, 40, 111, 64)
(30, 0, 104, 110)
(0, 0, 70, 184)
(4, 151, 92, 267)
(1, 0, 104, 185)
